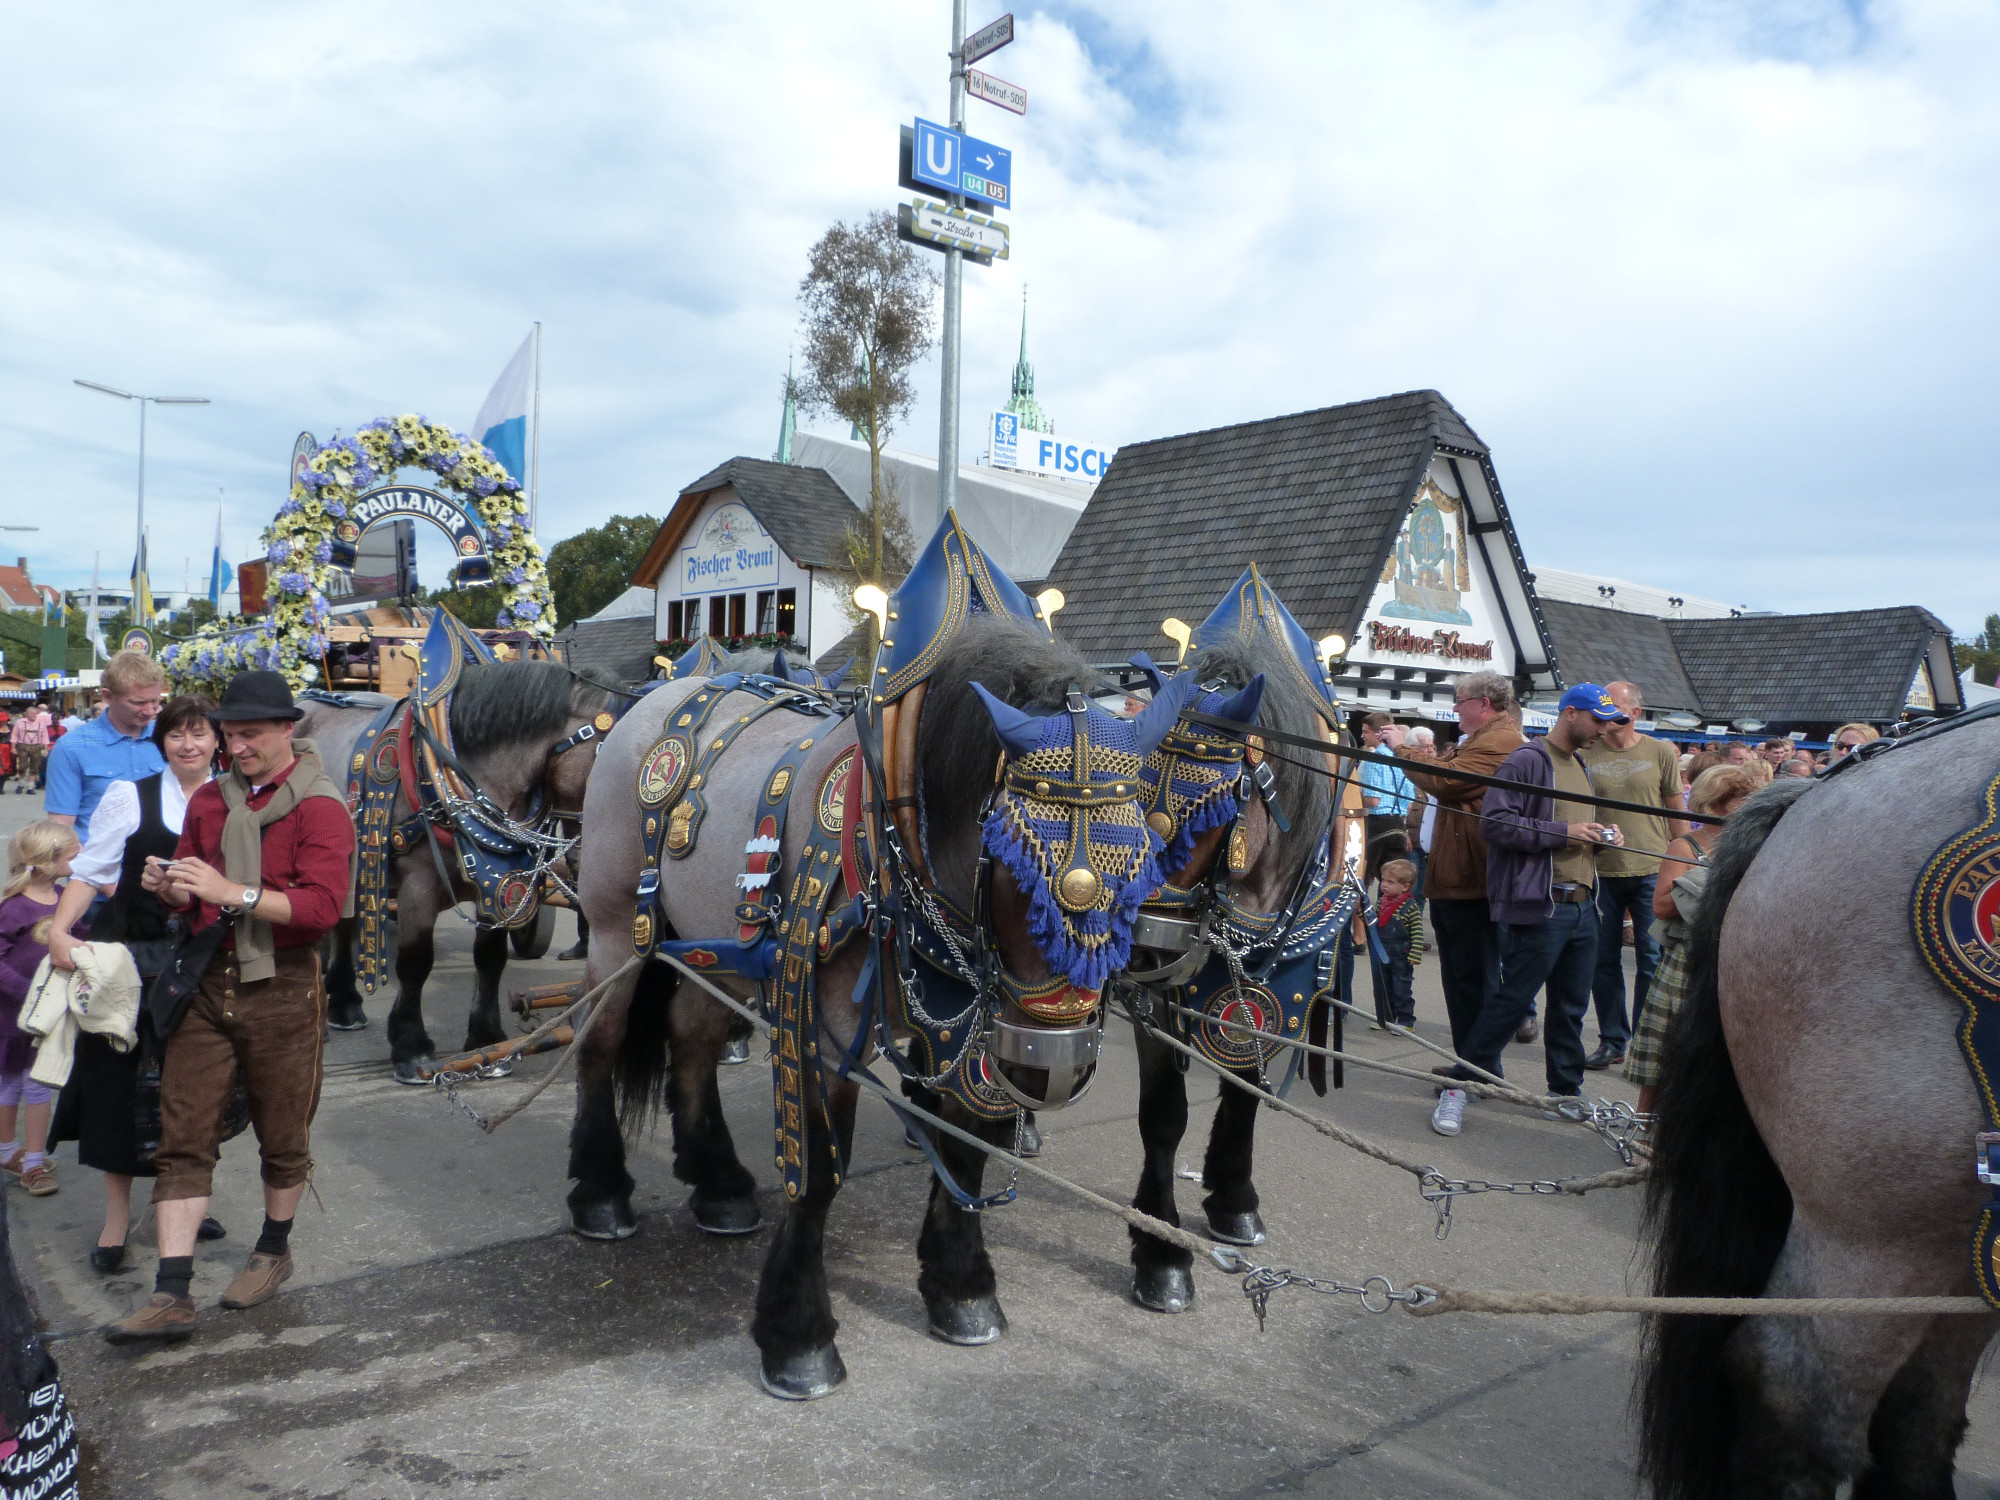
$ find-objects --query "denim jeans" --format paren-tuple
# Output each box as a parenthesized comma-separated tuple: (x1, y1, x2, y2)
(1455, 902, 1599, 1095)
(1428, 897, 1499, 1056)
(1591, 874, 1659, 1049)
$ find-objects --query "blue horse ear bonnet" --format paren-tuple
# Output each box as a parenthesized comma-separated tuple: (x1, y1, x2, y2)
(974, 675, 1199, 991)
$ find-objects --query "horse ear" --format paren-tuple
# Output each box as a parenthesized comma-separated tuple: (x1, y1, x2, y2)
(970, 683, 1046, 759)
(822, 656, 854, 688)
(1130, 670, 1202, 757)
(770, 650, 794, 681)
(1126, 652, 1167, 694)
(1216, 674, 1265, 729)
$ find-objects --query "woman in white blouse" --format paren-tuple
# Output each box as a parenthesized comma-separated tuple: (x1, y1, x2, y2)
(48, 697, 223, 1273)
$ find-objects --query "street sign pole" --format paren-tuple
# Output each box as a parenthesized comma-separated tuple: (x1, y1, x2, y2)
(937, 0, 967, 526)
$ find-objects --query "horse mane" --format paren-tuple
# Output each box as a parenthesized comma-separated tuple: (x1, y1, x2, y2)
(1186, 634, 1335, 892)
(449, 659, 604, 760)
(918, 613, 1111, 902)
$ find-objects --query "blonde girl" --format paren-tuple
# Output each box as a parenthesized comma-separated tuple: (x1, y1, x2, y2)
(0, 820, 80, 1195)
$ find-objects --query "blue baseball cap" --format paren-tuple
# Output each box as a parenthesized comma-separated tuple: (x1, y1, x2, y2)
(1558, 683, 1630, 723)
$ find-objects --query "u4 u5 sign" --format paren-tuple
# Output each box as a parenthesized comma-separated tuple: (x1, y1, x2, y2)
(897, 199, 1011, 264)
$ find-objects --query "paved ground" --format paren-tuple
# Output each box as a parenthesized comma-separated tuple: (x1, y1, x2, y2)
(5, 785, 1999, 1497)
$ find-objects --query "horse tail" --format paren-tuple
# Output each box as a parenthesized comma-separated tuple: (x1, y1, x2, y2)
(614, 944, 679, 1138)
(1638, 778, 1812, 1500)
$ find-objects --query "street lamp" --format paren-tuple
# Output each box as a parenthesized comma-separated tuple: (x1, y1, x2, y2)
(75, 380, 210, 627)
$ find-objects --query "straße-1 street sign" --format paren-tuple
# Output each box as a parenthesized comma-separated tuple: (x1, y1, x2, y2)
(898, 198, 1010, 264)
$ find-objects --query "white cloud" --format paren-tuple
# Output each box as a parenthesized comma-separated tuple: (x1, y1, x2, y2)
(1, 0, 1993, 632)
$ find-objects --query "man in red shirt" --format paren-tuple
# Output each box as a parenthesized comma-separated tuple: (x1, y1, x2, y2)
(107, 671, 354, 1344)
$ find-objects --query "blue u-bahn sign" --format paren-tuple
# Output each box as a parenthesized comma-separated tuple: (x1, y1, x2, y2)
(911, 117, 1012, 209)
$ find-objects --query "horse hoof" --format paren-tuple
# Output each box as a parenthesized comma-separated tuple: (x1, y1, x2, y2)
(926, 1295, 1007, 1346)
(691, 1195, 762, 1236)
(720, 1036, 752, 1066)
(392, 1057, 439, 1086)
(325, 1005, 368, 1031)
(1015, 1114, 1042, 1158)
(759, 1344, 847, 1400)
(1132, 1262, 1196, 1314)
(569, 1196, 638, 1241)
(1206, 1208, 1267, 1246)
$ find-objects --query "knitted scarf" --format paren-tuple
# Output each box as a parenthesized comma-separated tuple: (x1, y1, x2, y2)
(218, 738, 347, 981)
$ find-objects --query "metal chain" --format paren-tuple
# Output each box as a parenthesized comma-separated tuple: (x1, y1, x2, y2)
(1208, 1245, 1438, 1329)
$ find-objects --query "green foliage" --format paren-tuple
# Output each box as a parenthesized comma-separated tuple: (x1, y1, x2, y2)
(545, 515, 662, 625)
(1956, 612, 2000, 686)
(423, 583, 506, 631)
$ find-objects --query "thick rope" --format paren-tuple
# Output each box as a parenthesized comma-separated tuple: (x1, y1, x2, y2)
(1409, 1286, 1994, 1318)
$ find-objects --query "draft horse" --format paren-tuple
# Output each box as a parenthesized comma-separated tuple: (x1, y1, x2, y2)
(1640, 707, 2000, 1499)
(568, 585, 1198, 1397)
(302, 652, 609, 1080)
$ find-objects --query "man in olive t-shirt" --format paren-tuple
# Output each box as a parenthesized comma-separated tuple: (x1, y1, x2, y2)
(1577, 680, 1687, 1068)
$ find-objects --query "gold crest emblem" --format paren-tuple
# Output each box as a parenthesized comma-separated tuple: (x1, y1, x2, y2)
(637, 737, 689, 807)
(817, 749, 855, 835)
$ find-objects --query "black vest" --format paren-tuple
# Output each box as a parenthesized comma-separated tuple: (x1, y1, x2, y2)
(90, 774, 181, 946)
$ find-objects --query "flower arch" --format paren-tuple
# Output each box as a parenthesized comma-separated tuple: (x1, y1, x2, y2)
(162, 415, 556, 695)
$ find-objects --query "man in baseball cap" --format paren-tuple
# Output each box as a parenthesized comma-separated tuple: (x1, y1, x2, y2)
(1429, 681, 1629, 1133)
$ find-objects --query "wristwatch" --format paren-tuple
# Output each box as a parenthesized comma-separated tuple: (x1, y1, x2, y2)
(225, 888, 263, 917)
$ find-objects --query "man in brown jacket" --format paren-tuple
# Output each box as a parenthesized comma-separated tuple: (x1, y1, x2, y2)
(1401, 671, 1525, 1059)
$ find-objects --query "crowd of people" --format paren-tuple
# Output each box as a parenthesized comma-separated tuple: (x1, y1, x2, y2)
(1354, 675, 1869, 1139)
(0, 651, 353, 1350)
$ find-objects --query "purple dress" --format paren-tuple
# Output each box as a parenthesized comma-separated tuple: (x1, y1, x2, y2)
(0, 893, 57, 1076)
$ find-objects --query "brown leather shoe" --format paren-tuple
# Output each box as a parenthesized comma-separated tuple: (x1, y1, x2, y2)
(219, 1251, 293, 1310)
(104, 1293, 196, 1344)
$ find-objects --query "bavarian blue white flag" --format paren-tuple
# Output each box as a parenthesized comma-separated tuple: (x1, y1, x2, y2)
(470, 331, 534, 482)
(207, 500, 231, 608)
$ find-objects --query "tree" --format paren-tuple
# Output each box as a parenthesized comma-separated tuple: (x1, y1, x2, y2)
(545, 515, 662, 626)
(1956, 612, 2000, 687)
(423, 583, 505, 630)
(795, 212, 939, 634)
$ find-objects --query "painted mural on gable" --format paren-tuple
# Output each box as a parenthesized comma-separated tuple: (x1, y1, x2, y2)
(1378, 478, 1471, 625)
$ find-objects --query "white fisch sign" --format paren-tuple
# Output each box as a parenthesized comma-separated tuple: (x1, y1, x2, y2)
(988, 412, 1116, 482)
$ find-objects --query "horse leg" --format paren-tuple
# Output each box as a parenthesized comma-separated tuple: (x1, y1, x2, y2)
(1129, 1019, 1195, 1312)
(566, 955, 650, 1240)
(386, 910, 440, 1083)
(668, 991, 760, 1235)
(1200, 1066, 1265, 1246)
(915, 1100, 1014, 1345)
(463, 924, 510, 1052)
(753, 1077, 858, 1400)
(1852, 1312, 1999, 1500)
(1721, 1222, 1961, 1498)
(323, 917, 367, 1030)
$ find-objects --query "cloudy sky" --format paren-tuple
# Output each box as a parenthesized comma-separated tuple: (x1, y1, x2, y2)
(3, 0, 1994, 632)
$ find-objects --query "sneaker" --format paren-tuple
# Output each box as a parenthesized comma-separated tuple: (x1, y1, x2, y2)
(1514, 1016, 1540, 1044)
(1430, 1088, 1469, 1137)
(219, 1251, 292, 1310)
(0, 1150, 21, 1178)
(19, 1163, 57, 1196)
(104, 1293, 196, 1344)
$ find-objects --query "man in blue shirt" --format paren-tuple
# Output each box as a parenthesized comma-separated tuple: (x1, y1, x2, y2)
(46, 651, 168, 842)
(1357, 713, 1414, 877)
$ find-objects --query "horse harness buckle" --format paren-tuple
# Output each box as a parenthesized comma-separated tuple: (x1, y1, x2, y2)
(1976, 1133, 2000, 1190)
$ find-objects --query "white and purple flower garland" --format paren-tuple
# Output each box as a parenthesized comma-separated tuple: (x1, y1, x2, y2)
(161, 415, 557, 695)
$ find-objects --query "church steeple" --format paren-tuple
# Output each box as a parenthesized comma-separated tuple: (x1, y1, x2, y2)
(1002, 289, 1050, 434)
(774, 357, 797, 463)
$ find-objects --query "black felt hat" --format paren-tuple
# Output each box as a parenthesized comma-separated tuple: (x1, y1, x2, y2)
(210, 669, 303, 722)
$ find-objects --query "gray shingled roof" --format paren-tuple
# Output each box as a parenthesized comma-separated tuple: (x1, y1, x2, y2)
(1042, 390, 1487, 660)
(555, 614, 660, 686)
(1537, 599, 1700, 712)
(681, 458, 862, 570)
(1665, 607, 1949, 724)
